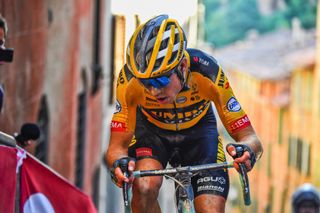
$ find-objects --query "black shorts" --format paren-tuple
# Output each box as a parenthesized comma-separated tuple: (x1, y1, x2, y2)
(128, 107, 230, 199)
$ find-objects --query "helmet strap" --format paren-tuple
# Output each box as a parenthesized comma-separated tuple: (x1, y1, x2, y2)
(175, 65, 189, 91)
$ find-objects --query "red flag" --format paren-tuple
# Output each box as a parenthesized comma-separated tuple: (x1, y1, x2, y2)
(0, 146, 18, 213)
(20, 154, 97, 213)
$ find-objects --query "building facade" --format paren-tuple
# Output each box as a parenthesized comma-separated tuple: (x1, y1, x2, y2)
(213, 14, 318, 213)
(0, 0, 113, 210)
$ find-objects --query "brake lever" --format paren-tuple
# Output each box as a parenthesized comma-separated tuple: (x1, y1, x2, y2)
(235, 146, 251, 205)
(119, 161, 130, 207)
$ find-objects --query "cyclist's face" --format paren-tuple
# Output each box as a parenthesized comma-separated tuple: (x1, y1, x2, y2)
(147, 58, 187, 104)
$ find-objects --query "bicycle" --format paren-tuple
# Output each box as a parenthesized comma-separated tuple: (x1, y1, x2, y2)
(120, 144, 251, 213)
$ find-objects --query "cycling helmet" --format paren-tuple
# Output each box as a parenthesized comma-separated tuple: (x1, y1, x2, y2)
(292, 183, 320, 212)
(126, 14, 187, 79)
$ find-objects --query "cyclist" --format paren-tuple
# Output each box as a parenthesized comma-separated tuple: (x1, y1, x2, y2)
(292, 183, 320, 213)
(105, 14, 263, 213)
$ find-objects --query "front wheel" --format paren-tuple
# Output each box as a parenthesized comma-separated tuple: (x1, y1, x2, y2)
(175, 183, 196, 213)
(177, 199, 195, 213)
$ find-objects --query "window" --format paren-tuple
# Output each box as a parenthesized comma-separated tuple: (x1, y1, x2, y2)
(288, 136, 311, 175)
(288, 136, 297, 167)
(267, 143, 272, 176)
(75, 92, 87, 189)
(280, 187, 288, 213)
(35, 96, 49, 164)
(296, 138, 303, 171)
(278, 108, 284, 144)
(301, 143, 311, 176)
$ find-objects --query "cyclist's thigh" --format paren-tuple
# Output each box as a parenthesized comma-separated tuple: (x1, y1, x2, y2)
(128, 119, 170, 169)
(128, 122, 168, 191)
(133, 158, 164, 192)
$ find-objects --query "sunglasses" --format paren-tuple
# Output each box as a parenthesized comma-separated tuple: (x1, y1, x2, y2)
(139, 68, 176, 89)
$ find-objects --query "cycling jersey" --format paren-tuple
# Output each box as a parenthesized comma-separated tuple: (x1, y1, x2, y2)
(111, 48, 250, 134)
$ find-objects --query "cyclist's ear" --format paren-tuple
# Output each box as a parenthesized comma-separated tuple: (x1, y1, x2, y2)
(179, 57, 188, 73)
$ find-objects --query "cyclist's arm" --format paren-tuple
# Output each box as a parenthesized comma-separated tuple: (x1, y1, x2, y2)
(104, 65, 140, 185)
(105, 130, 136, 187)
(200, 66, 262, 168)
(105, 131, 134, 169)
(228, 124, 263, 167)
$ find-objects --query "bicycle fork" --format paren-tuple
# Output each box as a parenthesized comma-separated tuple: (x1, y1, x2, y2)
(175, 172, 196, 213)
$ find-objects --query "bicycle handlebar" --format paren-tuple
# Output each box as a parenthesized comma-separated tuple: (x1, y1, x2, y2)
(118, 160, 131, 208)
(122, 143, 253, 208)
(122, 175, 130, 207)
(232, 144, 251, 206)
(133, 162, 233, 178)
(126, 160, 251, 207)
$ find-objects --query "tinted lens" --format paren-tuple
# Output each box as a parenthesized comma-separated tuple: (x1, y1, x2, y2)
(140, 76, 171, 89)
(139, 68, 176, 89)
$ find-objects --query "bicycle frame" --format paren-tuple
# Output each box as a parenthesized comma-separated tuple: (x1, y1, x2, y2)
(122, 161, 250, 213)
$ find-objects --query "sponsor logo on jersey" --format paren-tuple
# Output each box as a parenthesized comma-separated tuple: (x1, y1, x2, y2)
(197, 176, 226, 185)
(117, 70, 125, 86)
(225, 81, 230, 89)
(197, 185, 224, 193)
(227, 97, 241, 112)
(176, 96, 187, 104)
(191, 95, 200, 102)
(193, 56, 209, 66)
(229, 115, 251, 133)
(145, 102, 160, 107)
(142, 100, 210, 124)
(145, 96, 160, 107)
(114, 100, 122, 114)
(146, 97, 158, 102)
(111, 121, 126, 132)
(217, 71, 225, 88)
(136, 147, 153, 158)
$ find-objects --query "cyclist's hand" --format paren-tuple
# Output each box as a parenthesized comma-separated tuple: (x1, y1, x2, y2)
(226, 143, 256, 172)
(110, 157, 136, 188)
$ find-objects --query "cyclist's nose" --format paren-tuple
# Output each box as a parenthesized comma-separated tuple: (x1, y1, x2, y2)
(149, 86, 161, 96)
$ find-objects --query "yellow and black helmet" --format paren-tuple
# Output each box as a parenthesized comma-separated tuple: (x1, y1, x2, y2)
(126, 14, 187, 79)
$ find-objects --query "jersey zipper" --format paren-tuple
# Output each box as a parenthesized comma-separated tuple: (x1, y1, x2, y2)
(173, 102, 180, 131)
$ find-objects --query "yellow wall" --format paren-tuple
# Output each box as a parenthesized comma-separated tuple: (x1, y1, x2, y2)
(227, 63, 316, 212)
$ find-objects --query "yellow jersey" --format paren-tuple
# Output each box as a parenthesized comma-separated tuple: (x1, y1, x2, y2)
(111, 48, 250, 134)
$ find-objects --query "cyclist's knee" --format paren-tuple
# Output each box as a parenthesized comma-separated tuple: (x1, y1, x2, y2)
(133, 158, 163, 196)
(194, 194, 226, 213)
(133, 176, 162, 196)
